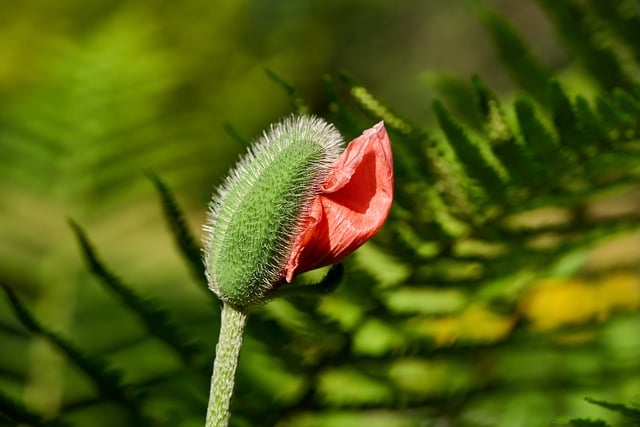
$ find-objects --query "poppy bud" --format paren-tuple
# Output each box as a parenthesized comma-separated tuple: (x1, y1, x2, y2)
(204, 116, 393, 308)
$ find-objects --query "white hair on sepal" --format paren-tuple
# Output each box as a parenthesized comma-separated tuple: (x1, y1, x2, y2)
(202, 115, 346, 306)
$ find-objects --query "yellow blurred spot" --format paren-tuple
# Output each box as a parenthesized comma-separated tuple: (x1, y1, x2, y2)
(409, 273, 639, 346)
(520, 273, 640, 331)
(597, 272, 640, 315)
(520, 278, 595, 331)
(412, 303, 516, 347)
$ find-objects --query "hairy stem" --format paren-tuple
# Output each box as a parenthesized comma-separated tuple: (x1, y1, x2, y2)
(206, 303, 248, 427)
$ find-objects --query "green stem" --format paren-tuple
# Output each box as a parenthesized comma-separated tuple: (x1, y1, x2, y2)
(206, 303, 248, 427)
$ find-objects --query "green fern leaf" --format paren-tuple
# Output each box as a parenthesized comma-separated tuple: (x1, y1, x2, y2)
(612, 88, 640, 117)
(146, 172, 209, 291)
(0, 284, 143, 417)
(474, 1, 552, 104)
(566, 419, 611, 427)
(538, 0, 636, 91)
(0, 388, 69, 427)
(425, 74, 484, 131)
(322, 75, 363, 138)
(433, 100, 506, 204)
(548, 80, 590, 159)
(595, 93, 637, 142)
(339, 72, 414, 136)
(334, 75, 438, 215)
(471, 76, 534, 187)
(68, 220, 205, 370)
(265, 68, 310, 116)
(514, 95, 560, 181)
(574, 95, 610, 150)
(586, 0, 640, 61)
(585, 397, 640, 420)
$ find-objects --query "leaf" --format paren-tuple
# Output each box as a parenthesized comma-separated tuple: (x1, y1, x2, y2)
(424, 74, 484, 130)
(339, 72, 414, 136)
(433, 99, 506, 204)
(585, 397, 640, 420)
(566, 419, 610, 427)
(265, 68, 310, 115)
(574, 95, 609, 150)
(316, 367, 393, 406)
(0, 388, 69, 427)
(549, 80, 588, 158)
(586, 0, 640, 61)
(68, 219, 205, 370)
(146, 171, 209, 291)
(595, 93, 637, 142)
(472, 76, 535, 187)
(0, 284, 142, 417)
(538, 0, 635, 91)
(474, 1, 552, 104)
(514, 95, 560, 181)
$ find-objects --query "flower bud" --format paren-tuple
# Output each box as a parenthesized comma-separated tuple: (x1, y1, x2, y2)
(203, 116, 344, 307)
(203, 116, 393, 308)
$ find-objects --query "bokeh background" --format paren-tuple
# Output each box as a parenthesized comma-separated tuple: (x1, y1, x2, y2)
(1, 0, 561, 316)
(1, 0, 639, 426)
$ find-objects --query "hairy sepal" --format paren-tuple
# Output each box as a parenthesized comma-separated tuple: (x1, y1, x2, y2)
(203, 116, 344, 307)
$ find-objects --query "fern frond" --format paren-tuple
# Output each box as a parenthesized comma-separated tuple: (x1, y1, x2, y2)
(433, 99, 507, 205)
(549, 80, 585, 155)
(586, 0, 640, 62)
(68, 220, 205, 369)
(222, 122, 251, 147)
(0, 388, 69, 427)
(567, 419, 611, 427)
(474, 1, 552, 104)
(0, 390, 69, 427)
(513, 95, 561, 181)
(146, 171, 209, 291)
(471, 76, 533, 188)
(424, 74, 484, 131)
(574, 95, 609, 150)
(584, 397, 640, 421)
(0, 284, 142, 416)
(323, 75, 362, 136)
(612, 88, 640, 117)
(265, 68, 310, 116)
(339, 72, 414, 136)
(538, 0, 635, 91)
(595, 93, 638, 143)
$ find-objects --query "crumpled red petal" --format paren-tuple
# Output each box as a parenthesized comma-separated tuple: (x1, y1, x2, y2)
(284, 121, 393, 282)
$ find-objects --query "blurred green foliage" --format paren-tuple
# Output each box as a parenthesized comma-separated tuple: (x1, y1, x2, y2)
(1, 0, 640, 426)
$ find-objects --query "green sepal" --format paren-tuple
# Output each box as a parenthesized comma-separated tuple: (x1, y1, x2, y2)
(204, 116, 344, 308)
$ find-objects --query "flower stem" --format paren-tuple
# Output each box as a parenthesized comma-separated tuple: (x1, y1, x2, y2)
(206, 303, 248, 427)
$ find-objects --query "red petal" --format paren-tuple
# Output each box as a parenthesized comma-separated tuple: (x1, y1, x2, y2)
(284, 121, 393, 282)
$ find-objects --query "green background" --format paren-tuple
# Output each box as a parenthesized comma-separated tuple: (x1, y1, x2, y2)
(1, 1, 639, 426)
